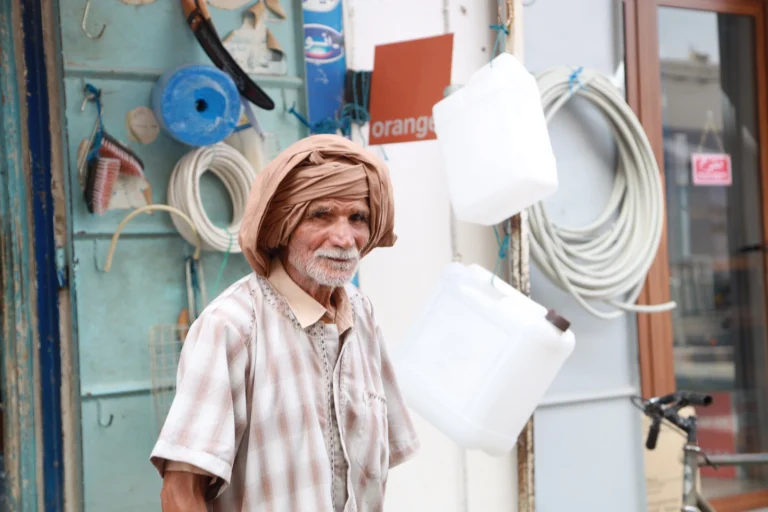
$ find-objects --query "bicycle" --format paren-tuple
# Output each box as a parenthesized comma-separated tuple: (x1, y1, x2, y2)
(638, 391, 768, 511)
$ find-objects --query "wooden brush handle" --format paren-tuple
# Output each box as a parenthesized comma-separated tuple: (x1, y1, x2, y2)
(181, 0, 211, 26)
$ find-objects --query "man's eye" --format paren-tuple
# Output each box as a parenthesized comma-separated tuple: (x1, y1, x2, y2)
(311, 210, 329, 219)
(351, 213, 368, 223)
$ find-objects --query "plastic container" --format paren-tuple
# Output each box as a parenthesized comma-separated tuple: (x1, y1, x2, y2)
(392, 263, 575, 455)
(432, 52, 558, 226)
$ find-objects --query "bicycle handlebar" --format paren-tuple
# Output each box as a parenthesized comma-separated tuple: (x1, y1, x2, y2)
(651, 390, 713, 407)
(640, 390, 713, 449)
(646, 418, 661, 450)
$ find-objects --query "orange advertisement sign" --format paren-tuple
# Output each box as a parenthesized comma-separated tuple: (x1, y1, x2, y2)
(368, 34, 454, 145)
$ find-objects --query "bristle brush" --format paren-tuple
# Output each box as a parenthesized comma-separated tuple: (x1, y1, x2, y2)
(84, 156, 121, 215)
(99, 131, 145, 178)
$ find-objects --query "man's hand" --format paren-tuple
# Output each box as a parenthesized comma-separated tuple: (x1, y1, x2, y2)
(160, 471, 210, 512)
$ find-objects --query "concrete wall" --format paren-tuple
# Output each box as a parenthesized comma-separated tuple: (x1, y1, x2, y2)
(523, 0, 648, 510)
(351, 0, 517, 510)
(356, 0, 648, 510)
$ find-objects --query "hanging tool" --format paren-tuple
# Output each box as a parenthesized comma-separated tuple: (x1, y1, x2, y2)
(180, 0, 275, 110)
(81, 0, 106, 39)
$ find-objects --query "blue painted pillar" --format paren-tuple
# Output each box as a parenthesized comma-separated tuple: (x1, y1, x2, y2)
(20, 0, 65, 508)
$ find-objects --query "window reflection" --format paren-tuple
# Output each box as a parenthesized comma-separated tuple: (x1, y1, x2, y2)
(660, 7, 768, 500)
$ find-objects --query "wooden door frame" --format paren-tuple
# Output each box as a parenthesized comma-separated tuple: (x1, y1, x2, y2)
(624, 0, 768, 510)
(0, 1, 44, 510)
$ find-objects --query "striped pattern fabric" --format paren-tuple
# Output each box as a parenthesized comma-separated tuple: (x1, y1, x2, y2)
(150, 271, 419, 511)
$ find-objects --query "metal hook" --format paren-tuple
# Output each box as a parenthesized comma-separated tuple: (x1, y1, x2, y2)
(96, 399, 114, 428)
(81, 0, 106, 40)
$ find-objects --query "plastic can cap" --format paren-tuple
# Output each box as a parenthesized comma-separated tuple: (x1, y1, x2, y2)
(545, 309, 571, 332)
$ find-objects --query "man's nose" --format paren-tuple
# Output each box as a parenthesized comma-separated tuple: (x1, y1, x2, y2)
(328, 220, 355, 249)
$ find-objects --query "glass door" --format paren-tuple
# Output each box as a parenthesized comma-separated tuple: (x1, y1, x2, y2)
(659, 5, 768, 503)
(627, 1, 768, 509)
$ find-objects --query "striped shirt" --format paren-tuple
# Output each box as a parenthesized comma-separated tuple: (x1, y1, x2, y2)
(150, 259, 419, 511)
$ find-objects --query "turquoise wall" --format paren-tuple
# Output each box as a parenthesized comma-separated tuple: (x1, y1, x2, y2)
(56, 1, 307, 509)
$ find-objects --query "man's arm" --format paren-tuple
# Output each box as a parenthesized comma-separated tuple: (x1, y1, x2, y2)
(161, 471, 210, 512)
(150, 309, 251, 501)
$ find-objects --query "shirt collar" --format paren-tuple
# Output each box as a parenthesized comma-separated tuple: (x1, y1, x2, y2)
(267, 259, 354, 333)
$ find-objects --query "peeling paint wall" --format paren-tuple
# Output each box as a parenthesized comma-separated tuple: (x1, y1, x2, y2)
(0, 0, 42, 510)
(52, 0, 308, 510)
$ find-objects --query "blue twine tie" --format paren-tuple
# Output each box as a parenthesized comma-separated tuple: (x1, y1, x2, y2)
(489, 23, 509, 64)
(568, 66, 584, 95)
(288, 70, 373, 141)
(492, 226, 510, 281)
(287, 70, 392, 161)
(84, 83, 104, 162)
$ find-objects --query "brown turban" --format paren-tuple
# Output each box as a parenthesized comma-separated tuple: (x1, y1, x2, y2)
(238, 134, 396, 276)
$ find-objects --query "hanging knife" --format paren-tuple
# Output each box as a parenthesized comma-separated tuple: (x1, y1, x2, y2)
(181, 0, 276, 111)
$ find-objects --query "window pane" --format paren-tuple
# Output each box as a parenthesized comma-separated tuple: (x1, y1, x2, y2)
(660, 6, 768, 500)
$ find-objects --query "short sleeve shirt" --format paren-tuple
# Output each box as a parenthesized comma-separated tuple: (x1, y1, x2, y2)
(150, 262, 420, 511)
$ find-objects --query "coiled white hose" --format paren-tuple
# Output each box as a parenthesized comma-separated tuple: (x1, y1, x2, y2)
(528, 66, 677, 319)
(167, 143, 257, 253)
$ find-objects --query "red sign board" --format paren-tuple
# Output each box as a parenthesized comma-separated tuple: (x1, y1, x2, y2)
(368, 34, 454, 145)
(692, 153, 732, 186)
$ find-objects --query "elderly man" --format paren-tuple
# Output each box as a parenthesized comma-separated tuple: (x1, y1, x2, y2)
(150, 134, 419, 511)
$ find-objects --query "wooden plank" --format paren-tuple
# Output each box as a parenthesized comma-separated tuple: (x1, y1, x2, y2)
(656, 0, 761, 15)
(0, 1, 42, 510)
(510, 211, 535, 512)
(42, 0, 84, 508)
(502, 1, 535, 510)
(625, 0, 677, 399)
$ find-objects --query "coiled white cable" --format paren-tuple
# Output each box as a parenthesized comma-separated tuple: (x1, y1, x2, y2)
(167, 142, 257, 253)
(529, 66, 677, 319)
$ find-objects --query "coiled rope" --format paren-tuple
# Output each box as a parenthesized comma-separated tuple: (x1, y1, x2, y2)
(167, 143, 257, 253)
(529, 66, 676, 319)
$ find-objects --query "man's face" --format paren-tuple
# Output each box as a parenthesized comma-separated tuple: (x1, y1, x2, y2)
(285, 198, 371, 288)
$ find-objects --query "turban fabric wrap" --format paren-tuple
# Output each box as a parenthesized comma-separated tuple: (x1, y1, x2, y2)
(238, 134, 397, 276)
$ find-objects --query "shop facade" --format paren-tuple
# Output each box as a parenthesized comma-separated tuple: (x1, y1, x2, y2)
(3, 0, 768, 511)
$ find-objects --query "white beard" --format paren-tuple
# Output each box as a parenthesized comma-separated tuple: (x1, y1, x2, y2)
(288, 247, 360, 288)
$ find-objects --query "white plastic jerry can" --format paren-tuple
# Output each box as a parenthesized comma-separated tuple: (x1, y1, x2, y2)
(392, 262, 575, 455)
(432, 52, 558, 226)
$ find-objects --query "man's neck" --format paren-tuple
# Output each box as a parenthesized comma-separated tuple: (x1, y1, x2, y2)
(281, 256, 336, 310)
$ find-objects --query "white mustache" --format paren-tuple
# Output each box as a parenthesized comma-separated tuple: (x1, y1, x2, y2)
(314, 248, 359, 262)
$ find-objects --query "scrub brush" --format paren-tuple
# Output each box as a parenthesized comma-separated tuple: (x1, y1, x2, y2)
(84, 156, 121, 215)
(99, 132, 145, 178)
